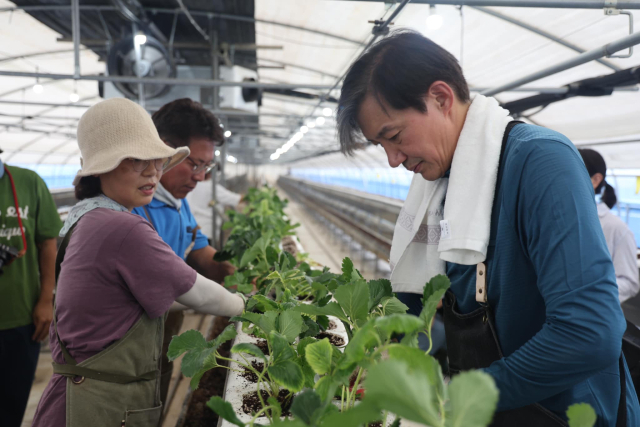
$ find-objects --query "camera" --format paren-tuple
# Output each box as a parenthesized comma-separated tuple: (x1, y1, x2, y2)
(0, 243, 19, 275)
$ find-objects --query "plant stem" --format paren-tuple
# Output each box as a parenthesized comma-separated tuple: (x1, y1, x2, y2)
(341, 385, 346, 413)
(248, 405, 275, 426)
(382, 410, 388, 427)
(348, 367, 364, 409)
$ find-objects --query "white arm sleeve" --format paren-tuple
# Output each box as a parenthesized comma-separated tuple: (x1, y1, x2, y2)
(613, 228, 640, 303)
(176, 273, 244, 317)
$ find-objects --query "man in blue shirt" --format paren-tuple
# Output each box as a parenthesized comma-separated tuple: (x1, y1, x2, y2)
(132, 98, 235, 410)
(336, 30, 639, 426)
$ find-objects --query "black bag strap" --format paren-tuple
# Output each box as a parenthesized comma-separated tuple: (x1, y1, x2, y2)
(617, 354, 627, 426)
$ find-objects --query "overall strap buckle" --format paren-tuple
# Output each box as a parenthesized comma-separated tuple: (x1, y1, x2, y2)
(476, 262, 488, 304)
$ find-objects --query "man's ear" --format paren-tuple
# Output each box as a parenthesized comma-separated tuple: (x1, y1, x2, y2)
(428, 81, 456, 114)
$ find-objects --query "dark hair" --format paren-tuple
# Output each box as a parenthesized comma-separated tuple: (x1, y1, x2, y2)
(578, 148, 617, 209)
(337, 30, 470, 154)
(74, 176, 102, 200)
(152, 98, 224, 148)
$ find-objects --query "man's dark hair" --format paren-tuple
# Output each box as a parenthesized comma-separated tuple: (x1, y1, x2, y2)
(75, 176, 101, 200)
(152, 98, 225, 148)
(337, 30, 470, 154)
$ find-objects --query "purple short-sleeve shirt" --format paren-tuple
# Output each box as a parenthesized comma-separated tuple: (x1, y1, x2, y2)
(32, 209, 196, 427)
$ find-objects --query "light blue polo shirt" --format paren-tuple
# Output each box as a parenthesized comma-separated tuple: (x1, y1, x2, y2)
(133, 197, 209, 260)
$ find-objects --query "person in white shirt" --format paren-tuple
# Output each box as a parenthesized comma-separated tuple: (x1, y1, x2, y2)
(579, 148, 639, 303)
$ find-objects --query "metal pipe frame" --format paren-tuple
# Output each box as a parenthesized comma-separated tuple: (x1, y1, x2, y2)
(472, 6, 621, 71)
(0, 48, 88, 65)
(273, 0, 411, 164)
(337, 1, 640, 8)
(71, 0, 80, 78)
(482, 30, 640, 96)
(0, 70, 337, 90)
(0, 99, 323, 119)
(0, 5, 362, 46)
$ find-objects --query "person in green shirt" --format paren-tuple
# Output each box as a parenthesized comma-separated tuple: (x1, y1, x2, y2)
(0, 148, 63, 427)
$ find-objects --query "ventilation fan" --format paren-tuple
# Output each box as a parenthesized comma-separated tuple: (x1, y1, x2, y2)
(107, 35, 176, 100)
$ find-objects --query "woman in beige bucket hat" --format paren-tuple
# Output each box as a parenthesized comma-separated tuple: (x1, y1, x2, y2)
(32, 98, 245, 427)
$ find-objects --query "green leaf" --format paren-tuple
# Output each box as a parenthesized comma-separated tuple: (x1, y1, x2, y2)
(380, 296, 409, 315)
(375, 314, 426, 336)
(237, 282, 254, 294)
(390, 419, 401, 427)
(268, 360, 305, 392)
(316, 315, 330, 330)
(364, 360, 441, 427)
(314, 375, 340, 402)
(177, 324, 237, 379)
(421, 275, 451, 327)
(291, 302, 349, 323)
(339, 322, 379, 369)
(231, 343, 266, 361)
(296, 336, 317, 359)
(300, 316, 320, 339)
(270, 331, 296, 364)
(277, 310, 304, 343)
(326, 279, 340, 293)
(259, 311, 279, 336)
(266, 246, 279, 265)
(319, 400, 381, 427)
(388, 345, 445, 405)
(230, 312, 263, 327)
(291, 389, 322, 425)
(341, 257, 354, 280)
(240, 245, 260, 268)
(368, 279, 393, 310)
(167, 329, 206, 361)
(446, 371, 499, 427)
(210, 324, 238, 349)
(334, 280, 370, 326)
(567, 403, 597, 427)
(400, 330, 419, 348)
(224, 271, 245, 290)
(305, 338, 333, 375)
(270, 420, 308, 427)
(206, 396, 245, 427)
(251, 294, 280, 312)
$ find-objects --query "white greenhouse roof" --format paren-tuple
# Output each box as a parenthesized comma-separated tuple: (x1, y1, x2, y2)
(1, 0, 640, 172)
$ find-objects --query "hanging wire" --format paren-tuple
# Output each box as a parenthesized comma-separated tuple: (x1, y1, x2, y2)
(255, 31, 359, 49)
(175, 0, 209, 42)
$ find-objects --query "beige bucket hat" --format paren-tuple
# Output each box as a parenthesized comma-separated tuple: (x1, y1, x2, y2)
(73, 98, 190, 185)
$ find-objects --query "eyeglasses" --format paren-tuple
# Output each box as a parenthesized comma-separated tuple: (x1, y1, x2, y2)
(185, 157, 215, 175)
(130, 158, 171, 172)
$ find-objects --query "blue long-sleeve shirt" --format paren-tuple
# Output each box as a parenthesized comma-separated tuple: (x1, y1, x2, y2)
(446, 124, 639, 426)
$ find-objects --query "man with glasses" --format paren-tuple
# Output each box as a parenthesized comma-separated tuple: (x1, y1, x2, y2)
(132, 98, 235, 413)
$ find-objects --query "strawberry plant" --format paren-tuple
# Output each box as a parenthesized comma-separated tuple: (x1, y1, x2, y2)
(169, 186, 599, 427)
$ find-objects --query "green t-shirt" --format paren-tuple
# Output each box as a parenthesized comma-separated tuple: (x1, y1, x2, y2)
(0, 165, 63, 330)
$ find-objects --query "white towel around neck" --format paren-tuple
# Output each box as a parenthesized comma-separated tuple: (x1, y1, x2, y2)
(389, 94, 513, 294)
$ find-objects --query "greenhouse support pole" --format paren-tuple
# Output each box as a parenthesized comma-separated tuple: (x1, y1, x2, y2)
(482, 30, 640, 97)
(71, 0, 80, 78)
(210, 23, 220, 249)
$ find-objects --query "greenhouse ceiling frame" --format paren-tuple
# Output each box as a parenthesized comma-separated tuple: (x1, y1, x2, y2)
(3, 1, 640, 165)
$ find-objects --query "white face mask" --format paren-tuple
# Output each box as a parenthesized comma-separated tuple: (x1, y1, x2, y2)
(595, 193, 602, 205)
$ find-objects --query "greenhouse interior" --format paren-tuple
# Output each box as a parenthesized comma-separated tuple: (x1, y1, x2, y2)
(3, 1, 640, 426)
